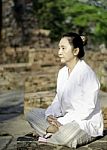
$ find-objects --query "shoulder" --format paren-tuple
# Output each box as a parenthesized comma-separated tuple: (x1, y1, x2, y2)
(79, 60, 100, 88)
(79, 60, 96, 77)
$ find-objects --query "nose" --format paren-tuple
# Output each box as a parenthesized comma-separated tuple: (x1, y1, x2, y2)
(58, 48, 62, 56)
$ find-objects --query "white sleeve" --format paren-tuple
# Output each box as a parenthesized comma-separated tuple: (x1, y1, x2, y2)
(45, 70, 62, 118)
(45, 94, 62, 118)
(58, 71, 100, 125)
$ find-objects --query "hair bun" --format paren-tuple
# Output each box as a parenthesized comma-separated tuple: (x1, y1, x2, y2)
(80, 35, 87, 46)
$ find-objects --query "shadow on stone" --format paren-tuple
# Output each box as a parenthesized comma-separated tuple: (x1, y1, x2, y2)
(0, 103, 23, 121)
(103, 129, 107, 136)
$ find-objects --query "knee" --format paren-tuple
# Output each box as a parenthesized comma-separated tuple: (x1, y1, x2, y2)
(25, 110, 32, 122)
(25, 108, 42, 122)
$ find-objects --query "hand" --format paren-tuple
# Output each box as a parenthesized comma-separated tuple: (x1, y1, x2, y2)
(46, 125, 59, 133)
(47, 115, 57, 124)
(47, 115, 62, 128)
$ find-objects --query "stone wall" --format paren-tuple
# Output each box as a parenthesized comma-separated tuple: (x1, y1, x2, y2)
(0, 47, 106, 90)
(85, 50, 107, 92)
(2, 0, 50, 47)
(0, 47, 107, 128)
(102, 107, 107, 129)
(1, 0, 107, 129)
(2, 0, 21, 46)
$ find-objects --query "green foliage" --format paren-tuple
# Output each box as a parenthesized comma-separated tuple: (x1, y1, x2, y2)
(101, 84, 107, 92)
(32, 0, 65, 40)
(32, 0, 107, 44)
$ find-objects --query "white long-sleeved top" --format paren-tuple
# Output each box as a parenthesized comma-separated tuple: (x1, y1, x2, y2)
(45, 60, 103, 137)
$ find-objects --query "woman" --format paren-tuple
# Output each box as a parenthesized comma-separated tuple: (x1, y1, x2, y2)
(26, 32, 103, 148)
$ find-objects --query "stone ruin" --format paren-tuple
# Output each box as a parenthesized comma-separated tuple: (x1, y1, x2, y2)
(0, 0, 107, 129)
(0, 46, 107, 127)
(2, 0, 51, 47)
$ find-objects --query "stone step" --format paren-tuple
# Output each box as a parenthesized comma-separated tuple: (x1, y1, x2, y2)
(0, 47, 59, 65)
(24, 72, 57, 93)
(24, 90, 55, 114)
(0, 61, 59, 72)
(0, 90, 24, 107)
(0, 66, 59, 92)
(0, 63, 31, 72)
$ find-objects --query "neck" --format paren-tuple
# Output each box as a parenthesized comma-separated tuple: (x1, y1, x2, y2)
(67, 58, 79, 74)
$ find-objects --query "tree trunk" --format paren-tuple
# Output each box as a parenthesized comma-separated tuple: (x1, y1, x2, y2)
(13, 0, 25, 25)
(0, 0, 2, 41)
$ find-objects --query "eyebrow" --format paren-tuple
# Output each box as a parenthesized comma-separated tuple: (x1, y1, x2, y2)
(59, 45, 66, 47)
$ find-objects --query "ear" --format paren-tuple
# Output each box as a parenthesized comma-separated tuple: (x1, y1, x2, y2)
(73, 48, 79, 56)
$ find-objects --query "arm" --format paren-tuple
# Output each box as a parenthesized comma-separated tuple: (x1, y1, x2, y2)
(45, 70, 62, 118)
(45, 94, 62, 118)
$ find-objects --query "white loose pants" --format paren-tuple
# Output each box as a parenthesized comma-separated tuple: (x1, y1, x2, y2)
(26, 108, 95, 148)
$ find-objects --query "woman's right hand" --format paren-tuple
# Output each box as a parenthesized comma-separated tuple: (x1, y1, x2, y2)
(47, 115, 62, 128)
(47, 115, 57, 124)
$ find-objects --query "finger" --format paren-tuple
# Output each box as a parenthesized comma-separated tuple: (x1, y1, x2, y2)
(57, 121, 62, 127)
(49, 116, 57, 120)
(50, 121, 59, 128)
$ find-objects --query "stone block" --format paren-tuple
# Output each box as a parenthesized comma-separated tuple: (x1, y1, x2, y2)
(102, 107, 107, 129)
(17, 140, 57, 150)
(88, 140, 107, 150)
(24, 91, 55, 114)
(24, 72, 56, 93)
(0, 135, 13, 150)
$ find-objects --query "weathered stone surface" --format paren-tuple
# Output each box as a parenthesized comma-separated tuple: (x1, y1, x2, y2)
(1, 2, 106, 150)
(76, 147, 89, 150)
(16, 135, 107, 150)
(6, 137, 17, 150)
(24, 91, 55, 114)
(17, 141, 57, 150)
(0, 135, 13, 150)
(0, 90, 24, 121)
(2, 0, 51, 48)
(0, 71, 24, 92)
(0, 108, 107, 150)
(0, 48, 106, 91)
(24, 72, 57, 93)
(88, 140, 107, 150)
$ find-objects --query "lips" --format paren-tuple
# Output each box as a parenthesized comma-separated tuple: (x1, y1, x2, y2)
(59, 56, 63, 58)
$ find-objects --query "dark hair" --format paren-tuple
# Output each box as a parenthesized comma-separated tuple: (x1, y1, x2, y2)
(62, 32, 85, 59)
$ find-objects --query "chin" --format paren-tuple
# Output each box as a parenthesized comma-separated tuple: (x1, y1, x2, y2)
(60, 60, 65, 64)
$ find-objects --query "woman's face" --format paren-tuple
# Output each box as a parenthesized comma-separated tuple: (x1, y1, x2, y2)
(58, 37, 76, 64)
